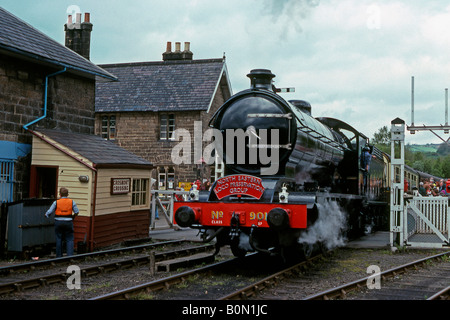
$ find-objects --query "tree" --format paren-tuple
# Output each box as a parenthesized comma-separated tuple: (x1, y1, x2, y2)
(371, 126, 390, 153)
(371, 126, 450, 179)
(372, 126, 390, 145)
(412, 160, 424, 172)
(442, 155, 450, 178)
(431, 158, 443, 177)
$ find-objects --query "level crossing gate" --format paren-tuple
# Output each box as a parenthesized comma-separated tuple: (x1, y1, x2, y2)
(150, 189, 188, 230)
(405, 197, 449, 248)
(389, 118, 450, 248)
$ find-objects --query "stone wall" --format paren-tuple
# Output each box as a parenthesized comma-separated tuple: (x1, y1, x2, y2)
(0, 54, 96, 200)
(0, 54, 96, 145)
(95, 82, 228, 185)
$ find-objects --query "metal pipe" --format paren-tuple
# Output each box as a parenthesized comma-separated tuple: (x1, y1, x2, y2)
(90, 165, 98, 252)
(446, 88, 448, 126)
(411, 76, 414, 126)
(23, 67, 67, 130)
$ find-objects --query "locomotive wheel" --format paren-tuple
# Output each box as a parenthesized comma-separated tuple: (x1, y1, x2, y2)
(230, 243, 247, 258)
(299, 243, 314, 260)
(317, 241, 330, 257)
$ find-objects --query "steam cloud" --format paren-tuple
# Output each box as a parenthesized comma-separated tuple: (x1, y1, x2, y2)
(263, 0, 320, 35)
(297, 198, 348, 250)
(238, 232, 253, 252)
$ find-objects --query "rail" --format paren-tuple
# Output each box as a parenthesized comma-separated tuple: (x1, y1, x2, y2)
(0, 243, 215, 296)
(304, 250, 450, 300)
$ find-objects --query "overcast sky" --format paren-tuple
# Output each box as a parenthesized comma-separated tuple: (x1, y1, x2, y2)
(3, 0, 450, 145)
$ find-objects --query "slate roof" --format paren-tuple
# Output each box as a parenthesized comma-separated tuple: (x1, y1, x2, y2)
(95, 59, 229, 112)
(33, 129, 152, 168)
(0, 7, 116, 81)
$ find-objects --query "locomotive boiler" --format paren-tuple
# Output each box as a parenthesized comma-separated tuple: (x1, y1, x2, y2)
(174, 69, 387, 260)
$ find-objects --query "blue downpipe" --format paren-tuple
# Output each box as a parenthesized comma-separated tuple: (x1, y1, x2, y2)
(23, 67, 67, 130)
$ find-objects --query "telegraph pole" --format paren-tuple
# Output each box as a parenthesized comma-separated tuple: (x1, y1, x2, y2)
(407, 76, 450, 145)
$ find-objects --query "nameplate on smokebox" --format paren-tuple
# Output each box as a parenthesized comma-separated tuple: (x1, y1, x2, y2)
(214, 175, 265, 200)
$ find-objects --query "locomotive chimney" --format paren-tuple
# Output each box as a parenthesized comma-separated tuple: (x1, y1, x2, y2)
(247, 69, 276, 91)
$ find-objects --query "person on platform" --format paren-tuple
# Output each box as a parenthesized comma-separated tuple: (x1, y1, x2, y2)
(418, 182, 427, 196)
(45, 187, 79, 257)
(361, 146, 372, 193)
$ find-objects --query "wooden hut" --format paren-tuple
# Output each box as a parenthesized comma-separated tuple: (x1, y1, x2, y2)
(29, 129, 153, 251)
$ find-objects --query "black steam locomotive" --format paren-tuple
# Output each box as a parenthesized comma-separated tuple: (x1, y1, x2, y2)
(174, 69, 388, 260)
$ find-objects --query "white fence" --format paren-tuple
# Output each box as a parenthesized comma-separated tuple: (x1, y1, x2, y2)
(404, 197, 449, 248)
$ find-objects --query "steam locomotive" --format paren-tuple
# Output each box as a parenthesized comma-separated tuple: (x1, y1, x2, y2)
(174, 69, 389, 260)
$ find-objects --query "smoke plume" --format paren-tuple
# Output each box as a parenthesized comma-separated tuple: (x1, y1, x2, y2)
(263, 0, 320, 34)
(297, 197, 348, 250)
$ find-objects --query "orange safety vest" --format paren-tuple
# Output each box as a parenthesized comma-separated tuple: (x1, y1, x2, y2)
(55, 198, 74, 217)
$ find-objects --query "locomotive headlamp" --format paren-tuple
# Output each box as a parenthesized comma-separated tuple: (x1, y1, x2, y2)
(189, 184, 199, 201)
(279, 186, 289, 203)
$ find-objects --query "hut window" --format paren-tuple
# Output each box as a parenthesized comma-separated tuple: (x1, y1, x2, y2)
(160, 114, 175, 140)
(101, 115, 116, 140)
(132, 178, 149, 206)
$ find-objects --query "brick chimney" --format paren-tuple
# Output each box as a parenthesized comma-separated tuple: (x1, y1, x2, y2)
(162, 42, 193, 61)
(64, 12, 93, 60)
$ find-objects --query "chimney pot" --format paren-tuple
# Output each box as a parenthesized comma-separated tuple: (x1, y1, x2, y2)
(65, 12, 92, 60)
(163, 41, 192, 61)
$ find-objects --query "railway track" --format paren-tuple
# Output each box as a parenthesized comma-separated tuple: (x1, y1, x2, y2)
(0, 239, 185, 275)
(90, 252, 287, 300)
(305, 250, 449, 300)
(219, 254, 325, 300)
(217, 249, 449, 301)
(0, 240, 216, 298)
(1, 241, 448, 301)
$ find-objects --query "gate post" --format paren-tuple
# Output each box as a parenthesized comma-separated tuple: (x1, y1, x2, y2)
(390, 118, 406, 248)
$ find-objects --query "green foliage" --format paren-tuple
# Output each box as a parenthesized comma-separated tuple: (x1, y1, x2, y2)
(371, 126, 450, 178)
(372, 126, 390, 145)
